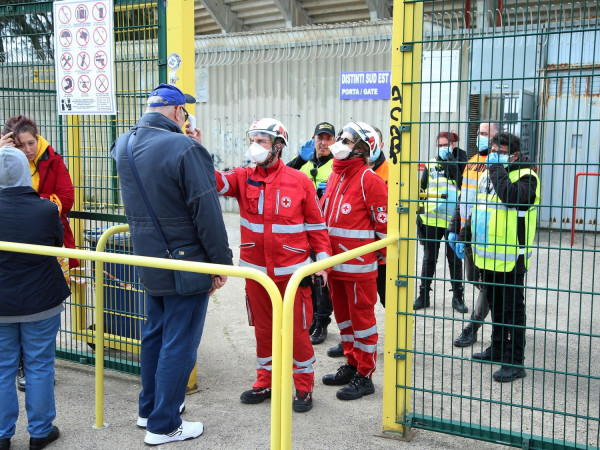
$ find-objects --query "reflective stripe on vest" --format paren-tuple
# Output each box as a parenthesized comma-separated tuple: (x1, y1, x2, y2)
(239, 256, 314, 277)
(472, 168, 540, 272)
(332, 261, 378, 274)
(421, 160, 458, 228)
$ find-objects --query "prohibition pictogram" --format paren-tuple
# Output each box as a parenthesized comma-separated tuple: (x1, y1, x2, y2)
(59, 30, 72, 47)
(58, 6, 71, 24)
(75, 4, 88, 23)
(62, 76, 75, 93)
(60, 53, 73, 70)
(78, 52, 90, 70)
(76, 28, 89, 46)
(78, 75, 91, 93)
(93, 27, 107, 45)
(94, 50, 107, 69)
(92, 2, 106, 21)
(95, 74, 109, 92)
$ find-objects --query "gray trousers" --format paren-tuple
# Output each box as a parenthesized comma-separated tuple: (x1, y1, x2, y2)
(464, 245, 490, 322)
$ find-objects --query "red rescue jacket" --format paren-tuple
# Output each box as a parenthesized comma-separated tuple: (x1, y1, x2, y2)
(320, 158, 388, 281)
(216, 159, 332, 282)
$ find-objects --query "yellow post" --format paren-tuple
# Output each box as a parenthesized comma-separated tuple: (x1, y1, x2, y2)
(381, 0, 423, 438)
(166, 0, 198, 393)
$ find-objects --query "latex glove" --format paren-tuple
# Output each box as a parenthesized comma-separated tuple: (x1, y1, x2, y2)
(299, 139, 315, 161)
(317, 181, 327, 191)
(447, 232, 458, 252)
(455, 242, 465, 260)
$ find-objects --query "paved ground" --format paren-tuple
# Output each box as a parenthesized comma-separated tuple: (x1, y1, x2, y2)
(10, 213, 597, 449)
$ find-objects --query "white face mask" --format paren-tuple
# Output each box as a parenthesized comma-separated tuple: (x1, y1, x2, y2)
(329, 141, 352, 160)
(245, 142, 270, 164)
(368, 147, 381, 163)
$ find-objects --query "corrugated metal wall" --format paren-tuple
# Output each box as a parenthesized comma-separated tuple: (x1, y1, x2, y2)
(193, 21, 393, 212)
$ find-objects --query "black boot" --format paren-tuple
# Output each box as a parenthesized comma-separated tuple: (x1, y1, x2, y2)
(17, 360, 26, 392)
(453, 322, 481, 347)
(451, 286, 468, 313)
(413, 284, 431, 310)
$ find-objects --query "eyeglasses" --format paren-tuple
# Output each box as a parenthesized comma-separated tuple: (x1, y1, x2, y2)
(182, 107, 189, 122)
(336, 136, 355, 145)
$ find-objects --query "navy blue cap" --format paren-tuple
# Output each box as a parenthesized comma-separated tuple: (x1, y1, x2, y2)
(147, 83, 196, 107)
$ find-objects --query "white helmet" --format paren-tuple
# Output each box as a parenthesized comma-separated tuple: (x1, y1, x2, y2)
(247, 118, 288, 147)
(341, 121, 380, 159)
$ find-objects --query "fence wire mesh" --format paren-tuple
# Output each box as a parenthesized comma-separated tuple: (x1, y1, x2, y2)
(394, 1, 599, 448)
(0, 0, 163, 375)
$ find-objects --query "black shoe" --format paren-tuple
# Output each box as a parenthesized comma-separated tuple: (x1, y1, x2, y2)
(327, 342, 344, 358)
(29, 425, 59, 450)
(240, 387, 271, 404)
(17, 363, 25, 392)
(472, 347, 503, 362)
(308, 320, 316, 337)
(322, 364, 357, 386)
(452, 296, 468, 314)
(292, 390, 313, 413)
(0, 438, 10, 450)
(336, 372, 375, 400)
(310, 324, 327, 345)
(493, 365, 527, 382)
(453, 324, 478, 347)
(413, 293, 430, 311)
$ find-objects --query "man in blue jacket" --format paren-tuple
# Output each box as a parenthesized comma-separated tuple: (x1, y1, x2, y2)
(111, 84, 233, 446)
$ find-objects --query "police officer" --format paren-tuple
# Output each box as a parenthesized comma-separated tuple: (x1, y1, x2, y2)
(288, 122, 336, 345)
(457, 132, 540, 382)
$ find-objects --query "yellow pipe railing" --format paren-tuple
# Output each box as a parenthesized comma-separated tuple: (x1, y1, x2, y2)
(280, 235, 398, 449)
(0, 234, 284, 449)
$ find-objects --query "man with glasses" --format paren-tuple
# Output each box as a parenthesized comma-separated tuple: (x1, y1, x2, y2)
(287, 122, 336, 345)
(111, 83, 233, 445)
(454, 132, 540, 382)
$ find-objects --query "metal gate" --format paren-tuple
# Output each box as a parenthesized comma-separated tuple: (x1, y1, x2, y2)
(0, 0, 165, 374)
(382, 1, 599, 448)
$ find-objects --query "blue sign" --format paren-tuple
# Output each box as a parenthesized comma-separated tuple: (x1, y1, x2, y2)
(339, 71, 391, 100)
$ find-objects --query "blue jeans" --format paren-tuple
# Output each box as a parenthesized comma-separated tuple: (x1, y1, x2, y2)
(0, 314, 61, 439)
(139, 293, 210, 434)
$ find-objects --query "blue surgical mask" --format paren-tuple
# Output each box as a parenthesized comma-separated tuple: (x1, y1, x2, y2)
(477, 135, 489, 154)
(487, 152, 510, 168)
(437, 146, 450, 160)
(369, 147, 381, 163)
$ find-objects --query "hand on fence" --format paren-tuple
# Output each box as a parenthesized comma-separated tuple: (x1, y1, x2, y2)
(209, 275, 227, 295)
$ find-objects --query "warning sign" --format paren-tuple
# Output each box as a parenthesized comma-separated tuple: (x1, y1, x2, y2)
(53, 0, 115, 115)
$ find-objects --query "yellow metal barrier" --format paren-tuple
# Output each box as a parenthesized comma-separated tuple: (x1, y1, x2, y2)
(0, 236, 284, 449)
(280, 236, 398, 449)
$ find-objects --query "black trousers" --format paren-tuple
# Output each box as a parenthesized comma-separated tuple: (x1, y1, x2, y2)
(483, 269, 526, 365)
(419, 224, 463, 292)
(311, 278, 333, 325)
(376, 263, 386, 307)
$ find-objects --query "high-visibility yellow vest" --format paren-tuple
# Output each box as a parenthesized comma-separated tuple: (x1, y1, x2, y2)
(419, 159, 459, 229)
(299, 158, 333, 190)
(472, 168, 540, 272)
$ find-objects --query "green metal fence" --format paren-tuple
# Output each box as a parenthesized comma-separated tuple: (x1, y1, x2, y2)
(0, 0, 165, 374)
(389, 0, 599, 448)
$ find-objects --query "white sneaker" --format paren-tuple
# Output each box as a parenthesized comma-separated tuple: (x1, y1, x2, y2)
(137, 403, 186, 429)
(144, 420, 203, 445)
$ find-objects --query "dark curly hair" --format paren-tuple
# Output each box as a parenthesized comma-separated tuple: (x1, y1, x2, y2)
(3, 115, 38, 139)
(490, 132, 520, 155)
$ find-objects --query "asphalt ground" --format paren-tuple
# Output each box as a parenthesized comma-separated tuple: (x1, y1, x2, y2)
(10, 212, 593, 449)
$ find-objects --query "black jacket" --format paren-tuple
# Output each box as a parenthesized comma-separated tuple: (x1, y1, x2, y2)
(0, 186, 71, 317)
(111, 112, 233, 295)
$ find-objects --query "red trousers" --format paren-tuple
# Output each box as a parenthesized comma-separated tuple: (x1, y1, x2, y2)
(245, 279, 314, 392)
(328, 278, 378, 377)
